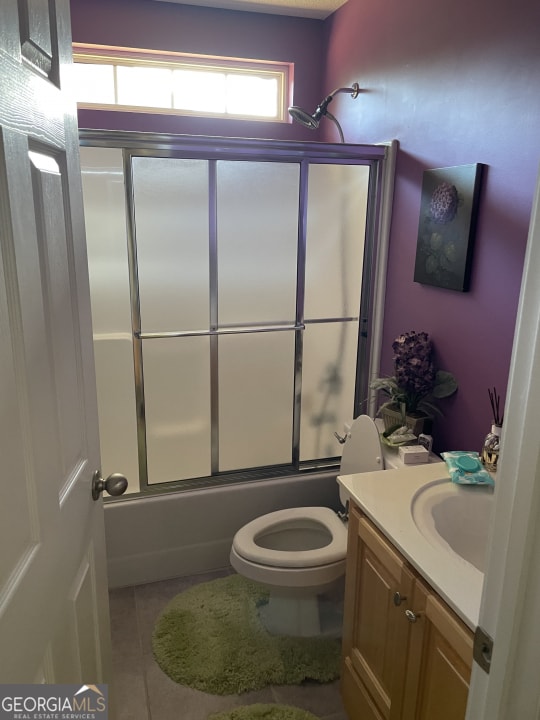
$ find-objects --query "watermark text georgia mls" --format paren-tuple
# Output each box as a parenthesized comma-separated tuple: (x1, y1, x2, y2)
(0, 684, 108, 720)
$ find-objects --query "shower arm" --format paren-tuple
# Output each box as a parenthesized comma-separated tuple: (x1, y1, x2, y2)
(314, 84, 360, 122)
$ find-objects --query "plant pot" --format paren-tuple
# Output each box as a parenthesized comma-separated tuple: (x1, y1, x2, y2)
(380, 404, 430, 437)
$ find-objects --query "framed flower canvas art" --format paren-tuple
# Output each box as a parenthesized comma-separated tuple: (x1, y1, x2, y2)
(413, 163, 484, 291)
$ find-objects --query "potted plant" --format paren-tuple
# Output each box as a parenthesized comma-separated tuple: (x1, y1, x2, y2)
(371, 330, 458, 435)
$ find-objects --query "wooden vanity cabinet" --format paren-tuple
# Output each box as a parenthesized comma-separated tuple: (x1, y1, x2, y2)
(341, 503, 474, 720)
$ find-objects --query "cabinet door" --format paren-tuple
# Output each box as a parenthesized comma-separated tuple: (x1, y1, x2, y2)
(342, 655, 385, 720)
(342, 506, 415, 720)
(401, 578, 473, 720)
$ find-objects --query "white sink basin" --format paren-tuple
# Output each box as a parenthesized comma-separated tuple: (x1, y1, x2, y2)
(411, 479, 494, 572)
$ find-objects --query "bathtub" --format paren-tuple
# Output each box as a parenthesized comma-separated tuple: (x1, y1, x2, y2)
(104, 469, 341, 588)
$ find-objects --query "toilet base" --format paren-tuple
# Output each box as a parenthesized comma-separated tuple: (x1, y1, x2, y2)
(258, 588, 343, 638)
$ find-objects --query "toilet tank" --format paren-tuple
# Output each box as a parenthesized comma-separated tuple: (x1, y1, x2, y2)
(337, 415, 441, 506)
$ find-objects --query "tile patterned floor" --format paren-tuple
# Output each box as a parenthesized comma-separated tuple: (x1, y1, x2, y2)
(109, 569, 347, 720)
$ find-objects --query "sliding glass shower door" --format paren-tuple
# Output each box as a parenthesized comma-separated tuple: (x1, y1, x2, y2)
(80, 134, 386, 495)
(133, 156, 300, 483)
(215, 160, 299, 472)
(132, 157, 212, 484)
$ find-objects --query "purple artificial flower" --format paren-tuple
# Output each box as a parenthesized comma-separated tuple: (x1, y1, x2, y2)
(392, 331, 436, 411)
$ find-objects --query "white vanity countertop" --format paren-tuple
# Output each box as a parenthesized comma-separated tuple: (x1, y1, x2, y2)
(338, 462, 486, 630)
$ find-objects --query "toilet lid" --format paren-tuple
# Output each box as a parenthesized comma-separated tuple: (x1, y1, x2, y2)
(340, 415, 383, 475)
(232, 507, 347, 568)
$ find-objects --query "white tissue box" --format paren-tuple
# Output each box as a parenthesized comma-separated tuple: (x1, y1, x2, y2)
(398, 445, 430, 464)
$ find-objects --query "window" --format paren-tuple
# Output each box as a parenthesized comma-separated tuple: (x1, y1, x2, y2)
(72, 44, 290, 122)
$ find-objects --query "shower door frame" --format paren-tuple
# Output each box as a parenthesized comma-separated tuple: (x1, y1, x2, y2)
(79, 130, 395, 496)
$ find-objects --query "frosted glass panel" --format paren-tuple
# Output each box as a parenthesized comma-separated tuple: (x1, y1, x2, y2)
(217, 161, 299, 325)
(305, 164, 369, 320)
(80, 147, 139, 493)
(143, 338, 211, 483)
(92, 338, 139, 494)
(117, 65, 173, 108)
(218, 332, 295, 471)
(133, 157, 209, 332)
(81, 147, 131, 335)
(173, 70, 226, 112)
(75, 63, 115, 105)
(300, 322, 359, 461)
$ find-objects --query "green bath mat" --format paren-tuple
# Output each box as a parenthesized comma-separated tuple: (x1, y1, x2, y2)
(208, 704, 319, 720)
(152, 574, 341, 694)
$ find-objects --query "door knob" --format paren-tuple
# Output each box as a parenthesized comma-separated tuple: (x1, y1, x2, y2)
(92, 470, 128, 501)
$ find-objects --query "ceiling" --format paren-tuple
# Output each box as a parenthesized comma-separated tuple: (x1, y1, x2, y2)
(153, 0, 348, 19)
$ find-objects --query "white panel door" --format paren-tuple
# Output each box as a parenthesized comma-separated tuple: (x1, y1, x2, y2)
(0, 0, 113, 685)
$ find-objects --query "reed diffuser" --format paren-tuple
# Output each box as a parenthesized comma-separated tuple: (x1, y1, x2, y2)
(481, 387, 503, 471)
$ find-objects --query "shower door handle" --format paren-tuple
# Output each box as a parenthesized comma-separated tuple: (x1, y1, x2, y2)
(92, 470, 128, 501)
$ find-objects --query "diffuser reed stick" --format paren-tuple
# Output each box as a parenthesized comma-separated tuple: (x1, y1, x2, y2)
(488, 386, 503, 426)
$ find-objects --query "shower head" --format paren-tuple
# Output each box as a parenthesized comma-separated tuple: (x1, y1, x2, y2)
(288, 105, 321, 130)
(288, 82, 360, 142)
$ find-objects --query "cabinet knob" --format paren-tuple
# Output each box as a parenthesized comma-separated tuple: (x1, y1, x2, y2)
(405, 609, 423, 623)
(393, 591, 407, 606)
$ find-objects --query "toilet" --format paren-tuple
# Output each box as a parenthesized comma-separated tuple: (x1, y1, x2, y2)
(230, 415, 400, 637)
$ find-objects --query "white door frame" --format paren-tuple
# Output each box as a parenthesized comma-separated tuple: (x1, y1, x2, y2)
(467, 164, 540, 717)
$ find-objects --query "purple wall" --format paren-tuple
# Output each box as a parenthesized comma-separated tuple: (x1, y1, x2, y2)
(70, 0, 325, 141)
(323, 0, 540, 452)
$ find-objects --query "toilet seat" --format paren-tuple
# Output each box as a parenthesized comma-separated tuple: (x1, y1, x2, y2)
(232, 507, 347, 568)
